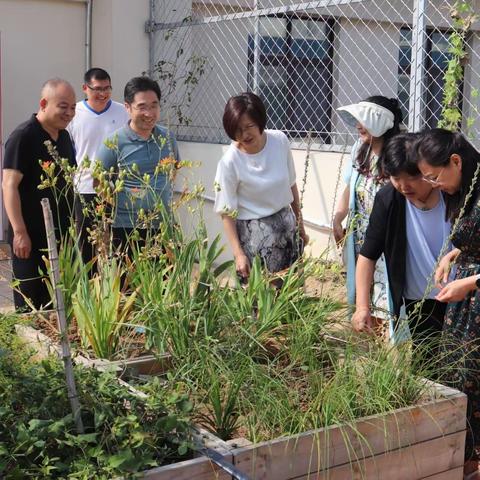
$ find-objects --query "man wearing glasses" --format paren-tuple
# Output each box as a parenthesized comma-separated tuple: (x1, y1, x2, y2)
(96, 76, 180, 257)
(67, 68, 129, 269)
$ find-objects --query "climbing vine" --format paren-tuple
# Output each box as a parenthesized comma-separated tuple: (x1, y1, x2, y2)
(438, 0, 478, 132)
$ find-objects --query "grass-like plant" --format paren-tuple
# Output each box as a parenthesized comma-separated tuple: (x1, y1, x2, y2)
(72, 258, 138, 360)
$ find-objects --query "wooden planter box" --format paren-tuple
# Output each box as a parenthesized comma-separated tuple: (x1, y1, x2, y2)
(231, 381, 466, 480)
(15, 324, 467, 479)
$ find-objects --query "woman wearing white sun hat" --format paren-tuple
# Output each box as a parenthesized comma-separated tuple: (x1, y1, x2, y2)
(333, 96, 403, 335)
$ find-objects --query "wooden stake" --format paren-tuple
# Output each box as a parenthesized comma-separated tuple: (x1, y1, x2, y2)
(41, 198, 84, 434)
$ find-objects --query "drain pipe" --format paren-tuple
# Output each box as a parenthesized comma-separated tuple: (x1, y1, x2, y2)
(148, 0, 155, 76)
(85, 0, 93, 70)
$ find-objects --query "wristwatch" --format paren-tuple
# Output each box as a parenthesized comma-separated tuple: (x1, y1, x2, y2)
(476, 275, 480, 289)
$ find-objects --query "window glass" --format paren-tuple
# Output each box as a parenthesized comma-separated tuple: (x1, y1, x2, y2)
(248, 16, 332, 140)
(397, 27, 456, 129)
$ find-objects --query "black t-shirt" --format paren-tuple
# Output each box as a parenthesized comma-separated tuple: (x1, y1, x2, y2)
(3, 114, 76, 245)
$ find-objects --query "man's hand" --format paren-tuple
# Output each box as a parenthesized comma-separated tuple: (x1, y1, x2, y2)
(435, 276, 476, 303)
(235, 254, 250, 280)
(13, 230, 31, 259)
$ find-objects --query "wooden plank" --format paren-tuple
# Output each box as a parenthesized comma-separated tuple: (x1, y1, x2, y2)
(421, 466, 463, 480)
(143, 454, 233, 480)
(284, 431, 465, 480)
(233, 393, 467, 480)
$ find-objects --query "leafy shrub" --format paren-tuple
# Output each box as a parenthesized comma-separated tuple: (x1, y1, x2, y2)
(0, 315, 192, 479)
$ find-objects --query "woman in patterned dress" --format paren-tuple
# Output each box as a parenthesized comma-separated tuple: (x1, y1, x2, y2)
(214, 92, 308, 281)
(333, 96, 403, 334)
(415, 128, 480, 479)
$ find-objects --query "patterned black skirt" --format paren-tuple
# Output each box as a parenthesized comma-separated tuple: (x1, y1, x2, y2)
(236, 206, 300, 274)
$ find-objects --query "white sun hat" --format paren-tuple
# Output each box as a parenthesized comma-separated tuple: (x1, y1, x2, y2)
(337, 101, 395, 138)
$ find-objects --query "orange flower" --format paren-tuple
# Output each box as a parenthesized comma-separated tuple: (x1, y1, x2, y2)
(41, 160, 52, 170)
(160, 156, 176, 166)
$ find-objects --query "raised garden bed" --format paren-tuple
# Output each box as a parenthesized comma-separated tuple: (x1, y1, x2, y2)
(16, 323, 467, 480)
(15, 324, 170, 381)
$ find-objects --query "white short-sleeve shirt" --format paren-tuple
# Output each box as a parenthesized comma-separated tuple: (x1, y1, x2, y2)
(67, 100, 129, 194)
(214, 129, 296, 220)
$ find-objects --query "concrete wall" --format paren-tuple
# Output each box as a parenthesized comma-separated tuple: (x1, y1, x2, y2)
(91, 0, 150, 105)
(0, 0, 86, 139)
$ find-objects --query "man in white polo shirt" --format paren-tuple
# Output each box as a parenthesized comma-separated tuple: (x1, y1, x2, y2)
(67, 68, 129, 269)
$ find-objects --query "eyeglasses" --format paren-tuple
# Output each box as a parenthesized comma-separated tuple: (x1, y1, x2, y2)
(130, 104, 160, 113)
(86, 84, 112, 93)
(422, 167, 446, 186)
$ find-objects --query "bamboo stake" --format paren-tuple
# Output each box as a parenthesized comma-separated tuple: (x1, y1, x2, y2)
(41, 198, 84, 434)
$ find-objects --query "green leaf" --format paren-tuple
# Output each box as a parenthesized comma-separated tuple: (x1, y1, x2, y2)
(75, 433, 99, 444)
(28, 419, 50, 431)
(108, 449, 134, 469)
(178, 442, 189, 456)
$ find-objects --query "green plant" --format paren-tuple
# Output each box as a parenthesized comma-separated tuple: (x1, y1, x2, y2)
(44, 228, 90, 323)
(0, 313, 192, 478)
(72, 258, 138, 359)
(130, 221, 232, 358)
(438, 0, 478, 132)
(145, 17, 209, 128)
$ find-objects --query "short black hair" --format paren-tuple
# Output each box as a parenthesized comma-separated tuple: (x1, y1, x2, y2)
(124, 76, 161, 104)
(84, 68, 111, 84)
(222, 92, 267, 140)
(380, 132, 421, 178)
(414, 128, 480, 221)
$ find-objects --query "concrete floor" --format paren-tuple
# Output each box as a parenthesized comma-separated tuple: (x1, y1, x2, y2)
(0, 244, 15, 312)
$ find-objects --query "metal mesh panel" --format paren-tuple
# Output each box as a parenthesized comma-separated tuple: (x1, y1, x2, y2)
(148, 0, 480, 150)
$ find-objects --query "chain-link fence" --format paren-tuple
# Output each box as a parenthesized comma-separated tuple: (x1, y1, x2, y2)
(147, 0, 480, 150)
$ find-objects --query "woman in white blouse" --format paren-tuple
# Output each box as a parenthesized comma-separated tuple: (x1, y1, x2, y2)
(214, 92, 308, 281)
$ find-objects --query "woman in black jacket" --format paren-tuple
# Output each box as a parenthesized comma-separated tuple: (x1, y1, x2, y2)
(352, 133, 450, 355)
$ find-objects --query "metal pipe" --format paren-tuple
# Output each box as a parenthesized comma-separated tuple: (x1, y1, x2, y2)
(408, 0, 427, 132)
(85, 0, 92, 70)
(253, 0, 261, 94)
(148, 0, 155, 76)
(150, 0, 364, 31)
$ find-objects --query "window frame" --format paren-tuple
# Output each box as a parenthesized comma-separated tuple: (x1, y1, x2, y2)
(247, 14, 335, 143)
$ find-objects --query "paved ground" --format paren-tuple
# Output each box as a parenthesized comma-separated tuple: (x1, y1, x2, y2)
(0, 244, 15, 313)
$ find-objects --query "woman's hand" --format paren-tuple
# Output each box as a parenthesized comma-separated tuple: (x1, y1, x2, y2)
(300, 229, 310, 248)
(235, 254, 250, 280)
(435, 276, 477, 303)
(352, 308, 373, 332)
(333, 217, 346, 245)
(434, 249, 460, 288)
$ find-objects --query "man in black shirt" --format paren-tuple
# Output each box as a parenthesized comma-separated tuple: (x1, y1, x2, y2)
(2, 78, 76, 311)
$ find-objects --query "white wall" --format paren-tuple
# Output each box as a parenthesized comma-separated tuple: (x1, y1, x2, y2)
(91, 0, 150, 101)
(0, 0, 85, 139)
(0, 0, 150, 138)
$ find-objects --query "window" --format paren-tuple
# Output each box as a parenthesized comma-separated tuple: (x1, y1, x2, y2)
(248, 16, 334, 142)
(398, 27, 456, 129)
